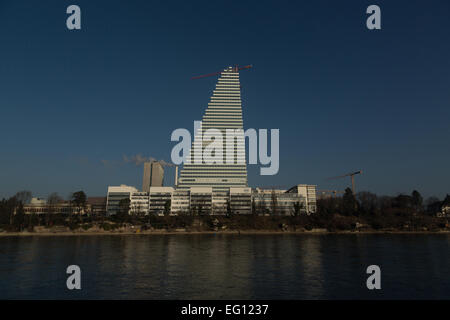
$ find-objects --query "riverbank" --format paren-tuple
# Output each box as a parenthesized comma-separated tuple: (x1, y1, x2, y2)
(1, 228, 450, 236)
(2, 213, 449, 236)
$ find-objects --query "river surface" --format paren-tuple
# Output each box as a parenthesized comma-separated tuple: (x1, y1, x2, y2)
(0, 234, 449, 299)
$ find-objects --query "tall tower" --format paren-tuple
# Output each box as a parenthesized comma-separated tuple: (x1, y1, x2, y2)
(177, 66, 248, 191)
(142, 162, 164, 192)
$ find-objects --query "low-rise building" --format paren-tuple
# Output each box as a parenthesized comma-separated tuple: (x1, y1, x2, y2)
(105, 184, 317, 216)
(252, 190, 301, 215)
(230, 187, 252, 215)
(130, 192, 149, 215)
(87, 197, 107, 215)
(171, 189, 190, 214)
(286, 184, 317, 214)
(149, 187, 174, 215)
(190, 187, 213, 215)
(252, 185, 317, 215)
(106, 185, 138, 215)
(23, 197, 95, 215)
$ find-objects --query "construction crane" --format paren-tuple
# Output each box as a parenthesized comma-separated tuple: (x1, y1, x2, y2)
(326, 170, 363, 195)
(191, 64, 253, 80)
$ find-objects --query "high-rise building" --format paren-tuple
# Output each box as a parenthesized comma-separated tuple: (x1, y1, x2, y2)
(104, 66, 317, 217)
(177, 66, 248, 192)
(142, 161, 164, 192)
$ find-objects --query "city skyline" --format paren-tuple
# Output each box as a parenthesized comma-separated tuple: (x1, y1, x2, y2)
(1, 1, 450, 199)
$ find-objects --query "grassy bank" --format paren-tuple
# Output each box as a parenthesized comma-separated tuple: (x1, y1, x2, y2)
(1, 213, 449, 235)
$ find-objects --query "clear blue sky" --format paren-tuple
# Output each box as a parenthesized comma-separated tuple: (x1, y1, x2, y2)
(0, 0, 449, 200)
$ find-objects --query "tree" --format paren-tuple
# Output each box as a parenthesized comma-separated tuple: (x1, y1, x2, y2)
(25, 213, 39, 231)
(377, 195, 393, 211)
(0, 199, 10, 225)
(257, 199, 268, 215)
(317, 197, 341, 217)
(47, 192, 63, 226)
(391, 194, 414, 217)
(12, 203, 25, 231)
(411, 190, 423, 212)
(119, 198, 130, 214)
(4, 197, 21, 225)
(425, 196, 441, 215)
(441, 194, 450, 207)
(164, 199, 171, 216)
(357, 191, 378, 215)
(342, 188, 358, 216)
(393, 194, 413, 209)
(224, 199, 232, 217)
(48, 192, 62, 204)
(131, 202, 145, 217)
(115, 198, 130, 223)
(271, 190, 278, 215)
(293, 201, 304, 216)
(71, 191, 87, 215)
(14, 190, 32, 204)
(251, 199, 256, 215)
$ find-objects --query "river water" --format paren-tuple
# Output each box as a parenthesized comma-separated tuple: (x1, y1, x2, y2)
(0, 234, 449, 299)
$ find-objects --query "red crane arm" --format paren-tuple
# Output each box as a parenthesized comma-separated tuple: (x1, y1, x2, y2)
(326, 170, 362, 181)
(191, 64, 253, 80)
(191, 71, 222, 80)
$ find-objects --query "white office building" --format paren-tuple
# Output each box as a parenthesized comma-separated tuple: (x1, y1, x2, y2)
(106, 185, 139, 215)
(130, 192, 149, 215)
(177, 66, 248, 191)
(252, 185, 317, 215)
(149, 187, 174, 215)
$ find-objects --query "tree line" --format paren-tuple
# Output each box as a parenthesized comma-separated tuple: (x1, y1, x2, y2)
(1, 188, 448, 232)
(318, 188, 448, 217)
(0, 190, 88, 231)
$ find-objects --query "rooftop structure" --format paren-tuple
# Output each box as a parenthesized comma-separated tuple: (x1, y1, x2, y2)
(142, 161, 164, 192)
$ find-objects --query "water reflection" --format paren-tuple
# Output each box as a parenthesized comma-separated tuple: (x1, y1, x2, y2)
(0, 234, 449, 299)
(297, 236, 325, 299)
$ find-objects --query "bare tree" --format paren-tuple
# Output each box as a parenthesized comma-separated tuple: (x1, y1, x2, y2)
(256, 198, 267, 215)
(14, 190, 32, 204)
(271, 190, 278, 215)
(47, 192, 62, 226)
(357, 191, 378, 215)
(292, 201, 304, 216)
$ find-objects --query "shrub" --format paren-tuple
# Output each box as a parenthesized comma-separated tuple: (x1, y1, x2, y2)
(68, 223, 80, 230)
(101, 223, 112, 231)
(82, 223, 92, 231)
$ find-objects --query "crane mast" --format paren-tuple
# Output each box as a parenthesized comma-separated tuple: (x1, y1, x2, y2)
(326, 170, 363, 194)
